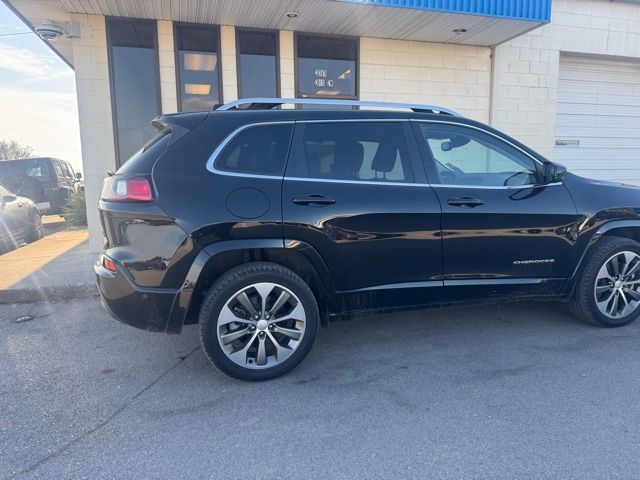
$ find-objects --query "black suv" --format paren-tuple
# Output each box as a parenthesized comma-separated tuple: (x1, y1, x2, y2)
(0, 157, 81, 214)
(96, 98, 640, 380)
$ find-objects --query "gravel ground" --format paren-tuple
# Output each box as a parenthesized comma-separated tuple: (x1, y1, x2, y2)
(2, 297, 640, 479)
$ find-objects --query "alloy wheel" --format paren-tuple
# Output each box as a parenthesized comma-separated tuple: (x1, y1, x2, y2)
(216, 282, 306, 369)
(594, 251, 640, 319)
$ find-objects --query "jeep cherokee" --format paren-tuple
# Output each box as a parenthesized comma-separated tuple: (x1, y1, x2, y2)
(96, 97, 640, 380)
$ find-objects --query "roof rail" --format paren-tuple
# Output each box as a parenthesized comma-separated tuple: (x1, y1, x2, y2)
(215, 97, 461, 116)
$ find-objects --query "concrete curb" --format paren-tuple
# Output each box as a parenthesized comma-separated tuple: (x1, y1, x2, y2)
(0, 283, 98, 304)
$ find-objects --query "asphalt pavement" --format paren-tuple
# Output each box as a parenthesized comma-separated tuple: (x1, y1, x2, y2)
(2, 297, 640, 479)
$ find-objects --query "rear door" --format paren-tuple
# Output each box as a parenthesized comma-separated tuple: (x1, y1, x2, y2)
(413, 120, 581, 299)
(282, 119, 443, 310)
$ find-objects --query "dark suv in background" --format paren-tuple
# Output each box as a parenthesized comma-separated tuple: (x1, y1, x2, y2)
(96, 98, 640, 380)
(0, 157, 81, 214)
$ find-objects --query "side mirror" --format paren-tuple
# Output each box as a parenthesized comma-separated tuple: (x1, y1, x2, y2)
(2, 194, 17, 203)
(75, 172, 83, 180)
(542, 162, 567, 184)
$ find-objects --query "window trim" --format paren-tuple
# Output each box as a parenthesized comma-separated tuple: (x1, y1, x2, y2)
(173, 22, 223, 112)
(293, 31, 359, 101)
(236, 28, 280, 99)
(106, 17, 162, 168)
(206, 121, 295, 178)
(207, 119, 560, 190)
(411, 119, 546, 188)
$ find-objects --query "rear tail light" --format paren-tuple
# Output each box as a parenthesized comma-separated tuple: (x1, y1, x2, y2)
(102, 255, 117, 272)
(50, 182, 60, 190)
(101, 176, 153, 202)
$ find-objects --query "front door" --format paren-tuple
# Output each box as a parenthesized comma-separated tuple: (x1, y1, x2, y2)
(413, 120, 582, 299)
(282, 119, 443, 311)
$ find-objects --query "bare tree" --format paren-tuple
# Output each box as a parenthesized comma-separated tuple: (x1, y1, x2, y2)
(0, 140, 34, 160)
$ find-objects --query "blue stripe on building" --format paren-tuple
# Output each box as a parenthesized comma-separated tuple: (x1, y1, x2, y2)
(337, 0, 552, 22)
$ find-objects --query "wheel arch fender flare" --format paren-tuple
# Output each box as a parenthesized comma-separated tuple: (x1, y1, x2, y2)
(570, 220, 640, 283)
(166, 238, 336, 333)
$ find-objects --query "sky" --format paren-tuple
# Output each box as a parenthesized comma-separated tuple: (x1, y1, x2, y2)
(0, 2, 82, 172)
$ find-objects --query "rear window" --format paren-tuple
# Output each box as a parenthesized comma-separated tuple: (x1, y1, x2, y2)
(214, 124, 293, 176)
(0, 159, 50, 182)
(117, 129, 171, 175)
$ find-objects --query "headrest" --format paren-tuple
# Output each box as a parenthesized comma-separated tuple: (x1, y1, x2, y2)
(371, 142, 398, 173)
(331, 141, 364, 178)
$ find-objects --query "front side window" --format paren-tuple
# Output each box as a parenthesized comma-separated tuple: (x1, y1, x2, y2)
(107, 19, 161, 166)
(175, 24, 220, 112)
(287, 122, 414, 183)
(214, 124, 293, 175)
(295, 34, 357, 99)
(238, 30, 278, 98)
(416, 123, 538, 187)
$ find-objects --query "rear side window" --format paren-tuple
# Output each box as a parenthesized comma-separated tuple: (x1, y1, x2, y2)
(214, 124, 293, 176)
(287, 122, 414, 183)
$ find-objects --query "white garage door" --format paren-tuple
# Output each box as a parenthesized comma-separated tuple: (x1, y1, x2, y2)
(555, 55, 640, 184)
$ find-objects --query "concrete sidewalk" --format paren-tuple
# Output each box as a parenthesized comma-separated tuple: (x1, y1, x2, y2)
(0, 230, 97, 304)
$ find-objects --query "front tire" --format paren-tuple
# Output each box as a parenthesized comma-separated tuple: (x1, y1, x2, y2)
(24, 213, 44, 244)
(570, 236, 640, 327)
(199, 262, 319, 381)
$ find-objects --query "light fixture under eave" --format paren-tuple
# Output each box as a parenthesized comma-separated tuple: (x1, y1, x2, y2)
(453, 28, 468, 34)
(286, 11, 298, 18)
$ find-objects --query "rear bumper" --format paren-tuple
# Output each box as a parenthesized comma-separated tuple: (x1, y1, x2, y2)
(95, 257, 178, 332)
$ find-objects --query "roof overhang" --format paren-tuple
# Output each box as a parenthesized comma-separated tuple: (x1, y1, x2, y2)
(5, 0, 552, 69)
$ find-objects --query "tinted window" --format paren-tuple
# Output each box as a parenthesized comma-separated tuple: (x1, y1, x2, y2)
(417, 123, 538, 187)
(296, 34, 357, 99)
(176, 24, 220, 112)
(108, 19, 161, 165)
(238, 30, 277, 98)
(0, 159, 49, 182)
(215, 124, 293, 175)
(288, 122, 414, 183)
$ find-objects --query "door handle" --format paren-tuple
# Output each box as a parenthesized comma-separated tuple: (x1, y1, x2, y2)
(16, 202, 23, 208)
(292, 195, 336, 206)
(447, 197, 484, 207)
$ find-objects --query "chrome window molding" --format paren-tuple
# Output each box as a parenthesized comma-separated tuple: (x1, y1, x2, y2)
(285, 176, 427, 187)
(430, 182, 563, 190)
(206, 118, 561, 191)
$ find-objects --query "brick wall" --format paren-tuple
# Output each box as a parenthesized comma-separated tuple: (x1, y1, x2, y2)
(157, 20, 178, 113)
(70, 14, 115, 250)
(220, 25, 238, 102)
(359, 37, 492, 123)
(492, 0, 640, 158)
(279, 30, 296, 99)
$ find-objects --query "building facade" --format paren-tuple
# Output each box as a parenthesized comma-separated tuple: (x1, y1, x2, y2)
(6, 0, 640, 249)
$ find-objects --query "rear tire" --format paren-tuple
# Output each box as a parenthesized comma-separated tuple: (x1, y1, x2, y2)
(570, 236, 640, 327)
(199, 262, 319, 381)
